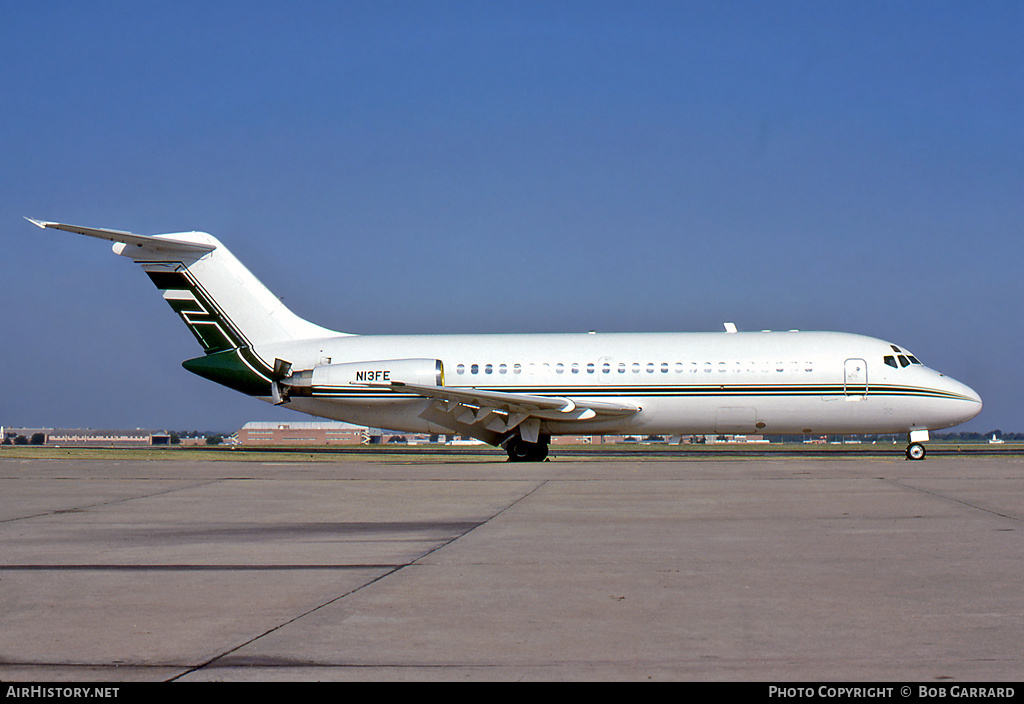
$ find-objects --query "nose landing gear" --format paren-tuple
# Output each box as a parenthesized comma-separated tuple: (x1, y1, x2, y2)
(905, 430, 929, 461)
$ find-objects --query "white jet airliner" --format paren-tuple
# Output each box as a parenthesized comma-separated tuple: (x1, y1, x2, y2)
(29, 219, 982, 461)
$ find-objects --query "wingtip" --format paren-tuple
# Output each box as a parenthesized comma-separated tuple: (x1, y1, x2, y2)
(25, 217, 48, 229)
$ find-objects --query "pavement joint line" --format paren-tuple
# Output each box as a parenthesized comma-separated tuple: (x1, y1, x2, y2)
(882, 477, 1022, 522)
(0, 480, 224, 524)
(166, 479, 550, 682)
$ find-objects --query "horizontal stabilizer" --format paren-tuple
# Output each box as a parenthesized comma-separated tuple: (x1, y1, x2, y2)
(26, 218, 216, 254)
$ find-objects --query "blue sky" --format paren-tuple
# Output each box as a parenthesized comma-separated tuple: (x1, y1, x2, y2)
(3, 1, 1021, 432)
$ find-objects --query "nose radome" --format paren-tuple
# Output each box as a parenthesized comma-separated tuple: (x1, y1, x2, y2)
(949, 375, 982, 406)
(966, 384, 982, 407)
(943, 375, 983, 424)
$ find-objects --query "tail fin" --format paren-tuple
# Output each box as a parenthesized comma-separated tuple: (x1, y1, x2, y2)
(29, 219, 339, 394)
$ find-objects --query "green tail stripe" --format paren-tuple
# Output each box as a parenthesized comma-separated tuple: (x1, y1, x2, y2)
(182, 349, 272, 396)
(164, 298, 205, 314)
(186, 323, 235, 353)
(146, 271, 191, 290)
(145, 264, 247, 354)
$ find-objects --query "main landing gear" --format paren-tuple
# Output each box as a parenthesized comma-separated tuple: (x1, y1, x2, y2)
(504, 436, 550, 462)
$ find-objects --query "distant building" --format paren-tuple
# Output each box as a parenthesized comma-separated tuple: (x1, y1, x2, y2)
(2, 428, 168, 446)
(236, 421, 369, 445)
(230, 425, 774, 447)
(551, 435, 595, 445)
(702, 434, 768, 444)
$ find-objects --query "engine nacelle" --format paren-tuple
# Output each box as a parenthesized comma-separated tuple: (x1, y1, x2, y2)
(281, 358, 444, 397)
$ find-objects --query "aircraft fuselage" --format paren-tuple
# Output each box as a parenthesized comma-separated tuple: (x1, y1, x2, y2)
(259, 330, 980, 439)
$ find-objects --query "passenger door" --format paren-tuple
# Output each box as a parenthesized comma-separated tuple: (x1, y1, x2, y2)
(844, 358, 867, 398)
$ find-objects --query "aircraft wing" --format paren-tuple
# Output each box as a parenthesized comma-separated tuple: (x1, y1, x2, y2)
(359, 380, 639, 445)
(26, 218, 216, 255)
(381, 381, 639, 418)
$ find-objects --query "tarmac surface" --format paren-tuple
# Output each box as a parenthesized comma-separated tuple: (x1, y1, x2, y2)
(1, 449, 1022, 681)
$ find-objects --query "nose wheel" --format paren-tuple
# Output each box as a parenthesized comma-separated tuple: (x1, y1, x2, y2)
(905, 430, 930, 461)
(906, 442, 926, 461)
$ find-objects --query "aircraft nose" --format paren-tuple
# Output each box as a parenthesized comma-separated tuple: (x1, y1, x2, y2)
(940, 374, 983, 426)
(964, 383, 982, 407)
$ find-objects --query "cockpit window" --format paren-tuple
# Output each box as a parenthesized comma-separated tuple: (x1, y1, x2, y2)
(884, 352, 923, 369)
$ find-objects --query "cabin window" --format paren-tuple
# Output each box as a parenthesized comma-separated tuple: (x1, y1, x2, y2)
(514, 363, 522, 374)
(457, 364, 466, 374)
(646, 362, 655, 374)
(485, 364, 493, 374)
(601, 362, 611, 374)
(618, 362, 626, 374)
(571, 363, 580, 374)
(660, 362, 669, 373)
(471, 364, 479, 374)
(587, 362, 596, 374)
(499, 363, 507, 374)
(556, 363, 564, 374)
(632, 362, 641, 373)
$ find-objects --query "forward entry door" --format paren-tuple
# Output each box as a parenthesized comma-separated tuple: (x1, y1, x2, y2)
(844, 358, 867, 398)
